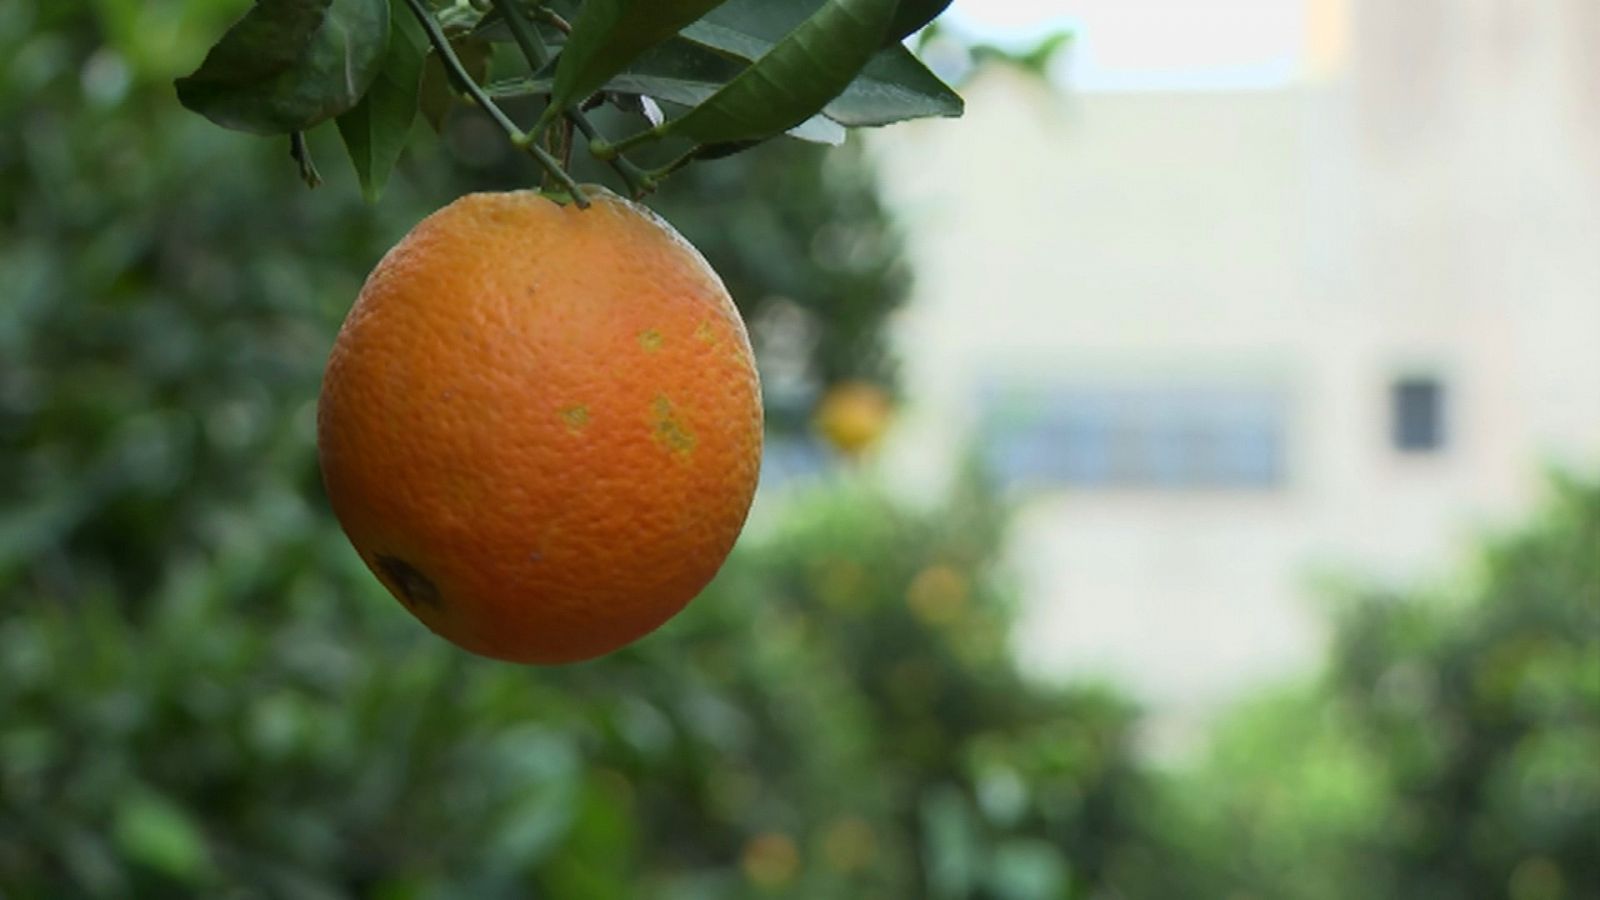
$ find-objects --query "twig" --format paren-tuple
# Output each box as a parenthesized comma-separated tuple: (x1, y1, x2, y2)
(489, 0, 653, 197)
(289, 131, 321, 188)
(402, 0, 588, 206)
(535, 8, 572, 34)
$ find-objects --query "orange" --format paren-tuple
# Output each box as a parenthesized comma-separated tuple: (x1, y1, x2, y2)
(317, 188, 763, 664)
(813, 380, 893, 456)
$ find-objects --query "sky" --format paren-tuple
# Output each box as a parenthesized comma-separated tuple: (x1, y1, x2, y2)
(943, 0, 1338, 91)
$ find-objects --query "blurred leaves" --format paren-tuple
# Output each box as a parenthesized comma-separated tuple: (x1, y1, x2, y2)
(1319, 474, 1600, 898)
(112, 790, 212, 884)
(2, 4, 1124, 897)
(5, 4, 1598, 900)
(1143, 475, 1600, 900)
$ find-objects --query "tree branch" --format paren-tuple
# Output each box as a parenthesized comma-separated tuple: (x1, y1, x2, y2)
(403, 0, 588, 206)
(489, 0, 653, 197)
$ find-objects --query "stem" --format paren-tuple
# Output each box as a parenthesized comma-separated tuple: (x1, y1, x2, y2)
(492, 0, 551, 68)
(592, 125, 661, 161)
(644, 147, 700, 185)
(541, 118, 574, 191)
(570, 112, 655, 197)
(535, 8, 572, 34)
(289, 131, 321, 188)
(403, 0, 588, 206)
(489, 0, 653, 197)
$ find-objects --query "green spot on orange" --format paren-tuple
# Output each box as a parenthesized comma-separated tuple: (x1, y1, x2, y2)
(650, 395, 697, 455)
(638, 329, 664, 351)
(560, 404, 590, 431)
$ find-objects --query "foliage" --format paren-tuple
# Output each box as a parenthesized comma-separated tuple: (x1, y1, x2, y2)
(1321, 474, 1600, 899)
(1150, 475, 1600, 900)
(1, 464, 1159, 898)
(171, 0, 964, 200)
(1, 3, 1139, 897)
(4, 3, 1597, 899)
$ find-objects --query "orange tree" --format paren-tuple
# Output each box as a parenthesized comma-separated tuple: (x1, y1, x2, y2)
(172, 0, 947, 424)
(165, 0, 968, 663)
(0, 1, 1172, 897)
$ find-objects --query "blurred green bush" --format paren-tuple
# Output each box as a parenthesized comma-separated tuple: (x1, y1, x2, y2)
(1143, 475, 1600, 900)
(0, 471, 1157, 898)
(1, 3, 1148, 897)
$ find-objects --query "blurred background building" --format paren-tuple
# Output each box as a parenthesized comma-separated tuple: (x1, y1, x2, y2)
(872, 0, 1600, 747)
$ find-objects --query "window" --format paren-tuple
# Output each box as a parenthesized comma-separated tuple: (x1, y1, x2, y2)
(1391, 377, 1445, 452)
(978, 382, 1288, 490)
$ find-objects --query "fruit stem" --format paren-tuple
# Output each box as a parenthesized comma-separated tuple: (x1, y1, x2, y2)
(542, 117, 574, 191)
(643, 146, 700, 185)
(404, 0, 589, 207)
(289, 131, 321, 189)
(590, 125, 662, 161)
(534, 7, 572, 34)
(490, 0, 552, 68)
(491, 0, 654, 199)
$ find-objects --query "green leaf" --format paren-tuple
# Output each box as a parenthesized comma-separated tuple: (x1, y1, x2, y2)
(490, 48, 719, 109)
(787, 114, 846, 144)
(176, 0, 391, 136)
(656, 0, 899, 146)
(681, 1, 812, 60)
(592, 38, 741, 108)
(487, 39, 842, 144)
(417, 35, 492, 131)
(677, 111, 842, 148)
(337, 0, 426, 200)
(680, 1, 961, 127)
(547, 0, 731, 117)
(818, 42, 962, 125)
(492, 0, 960, 137)
(886, 0, 953, 43)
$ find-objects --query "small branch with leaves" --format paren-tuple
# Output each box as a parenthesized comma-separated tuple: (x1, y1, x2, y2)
(403, 0, 590, 204)
(174, 0, 962, 204)
(486, 0, 652, 196)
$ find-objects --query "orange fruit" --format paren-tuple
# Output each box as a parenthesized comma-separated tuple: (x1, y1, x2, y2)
(317, 188, 763, 664)
(813, 380, 893, 456)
